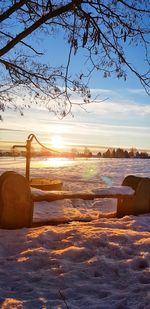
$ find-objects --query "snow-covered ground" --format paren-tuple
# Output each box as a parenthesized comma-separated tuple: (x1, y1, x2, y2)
(0, 157, 150, 308)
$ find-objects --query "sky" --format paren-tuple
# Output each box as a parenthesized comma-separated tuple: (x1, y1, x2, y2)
(0, 6, 150, 153)
(1, 84, 150, 153)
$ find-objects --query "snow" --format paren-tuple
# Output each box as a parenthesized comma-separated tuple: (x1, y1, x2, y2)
(32, 185, 135, 197)
(0, 158, 150, 308)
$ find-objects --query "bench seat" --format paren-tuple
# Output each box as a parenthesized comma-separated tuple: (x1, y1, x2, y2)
(31, 186, 135, 202)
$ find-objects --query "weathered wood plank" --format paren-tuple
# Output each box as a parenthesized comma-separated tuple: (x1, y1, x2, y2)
(31, 186, 135, 202)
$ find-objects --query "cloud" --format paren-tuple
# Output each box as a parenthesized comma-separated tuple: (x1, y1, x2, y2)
(127, 88, 146, 95)
(98, 100, 150, 115)
(60, 85, 150, 119)
(72, 96, 150, 117)
(1, 85, 150, 149)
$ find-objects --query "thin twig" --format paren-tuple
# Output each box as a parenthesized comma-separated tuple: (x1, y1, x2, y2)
(59, 289, 70, 309)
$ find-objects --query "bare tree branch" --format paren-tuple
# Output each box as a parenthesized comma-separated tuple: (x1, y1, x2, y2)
(0, 1, 80, 57)
(118, 0, 150, 13)
(0, 0, 149, 118)
(0, 30, 43, 55)
(0, 0, 26, 23)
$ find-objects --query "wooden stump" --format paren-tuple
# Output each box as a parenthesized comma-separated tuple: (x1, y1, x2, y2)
(122, 175, 143, 191)
(133, 178, 150, 214)
(117, 175, 150, 217)
(0, 171, 33, 229)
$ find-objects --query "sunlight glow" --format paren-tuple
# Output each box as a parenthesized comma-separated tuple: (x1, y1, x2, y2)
(51, 135, 64, 149)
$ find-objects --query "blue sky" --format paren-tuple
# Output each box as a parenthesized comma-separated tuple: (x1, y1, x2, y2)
(1, 18, 150, 152)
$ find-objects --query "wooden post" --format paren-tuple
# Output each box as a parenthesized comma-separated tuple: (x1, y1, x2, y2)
(13, 134, 35, 182)
(26, 139, 31, 181)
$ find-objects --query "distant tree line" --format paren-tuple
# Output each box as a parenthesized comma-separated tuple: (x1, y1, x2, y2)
(102, 148, 149, 159)
(70, 147, 149, 159)
(0, 146, 149, 159)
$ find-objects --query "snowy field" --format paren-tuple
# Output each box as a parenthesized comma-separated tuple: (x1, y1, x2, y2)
(0, 157, 150, 308)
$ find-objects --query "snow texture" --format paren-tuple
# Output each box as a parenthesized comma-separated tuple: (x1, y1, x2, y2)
(0, 158, 150, 308)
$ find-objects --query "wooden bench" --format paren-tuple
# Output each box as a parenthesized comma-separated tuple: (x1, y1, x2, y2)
(3, 171, 148, 229)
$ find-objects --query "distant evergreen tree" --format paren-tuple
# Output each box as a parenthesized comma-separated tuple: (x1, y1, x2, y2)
(97, 152, 101, 158)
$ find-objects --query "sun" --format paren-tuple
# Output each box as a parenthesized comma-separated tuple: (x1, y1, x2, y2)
(51, 135, 64, 149)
